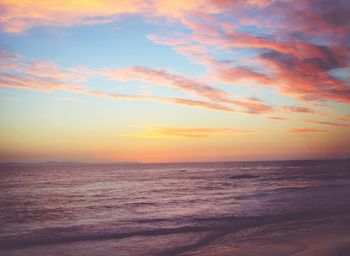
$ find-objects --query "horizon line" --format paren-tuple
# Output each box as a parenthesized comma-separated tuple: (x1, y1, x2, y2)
(0, 157, 349, 166)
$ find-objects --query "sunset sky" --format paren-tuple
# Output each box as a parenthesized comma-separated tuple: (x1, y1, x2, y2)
(0, 0, 349, 163)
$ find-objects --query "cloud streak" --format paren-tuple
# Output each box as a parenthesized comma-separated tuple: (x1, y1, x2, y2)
(100, 66, 281, 114)
(0, 51, 235, 112)
(304, 120, 349, 127)
(288, 128, 328, 133)
(125, 126, 255, 138)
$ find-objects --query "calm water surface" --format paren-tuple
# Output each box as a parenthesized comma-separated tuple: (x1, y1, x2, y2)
(0, 160, 350, 255)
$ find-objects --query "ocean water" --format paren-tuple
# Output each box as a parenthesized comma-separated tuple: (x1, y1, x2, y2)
(0, 160, 350, 255)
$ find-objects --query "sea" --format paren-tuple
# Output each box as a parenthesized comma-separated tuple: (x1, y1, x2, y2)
(0, 159, 350, 255)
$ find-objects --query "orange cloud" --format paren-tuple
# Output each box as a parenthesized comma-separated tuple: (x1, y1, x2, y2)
(268, 116, 287, 121)
(0, 0, 274, 33)
(125, 126, 254, 138)
(0, 0, 143, 33)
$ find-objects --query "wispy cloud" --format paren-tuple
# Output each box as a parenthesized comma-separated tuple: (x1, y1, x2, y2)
(304, 120, 349, 127)
(100, 66, 277, 114)
(282, 106, 315, 114)
(268, 116, 288, 121)
(69, 87, 234, 112)
(124, 126, 255, 138)
(0, 51, 88, 91)
(288, 128, 328, 133)
(0, 52, 236, 112)
(100, 66, 232, 102)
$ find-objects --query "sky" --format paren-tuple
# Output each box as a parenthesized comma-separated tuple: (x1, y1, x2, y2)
(0, 0, 349, 163)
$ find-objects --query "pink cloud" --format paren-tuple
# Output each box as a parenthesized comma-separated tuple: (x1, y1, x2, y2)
(304, 120, 349, 127)
(282, 106, 315, 114)
(0, 54, 238, 112)
(288, 128, 328, 133)
(146, 7, 350, 104)
(231, 97, 274, 114)
(100, 65, 278, 114)
(0, 49, 346, 121)
(163, 97, 234, 111)
(0, 52, 91, 91)
(1, 52, 338, 119)
(100, 66, 232, 102)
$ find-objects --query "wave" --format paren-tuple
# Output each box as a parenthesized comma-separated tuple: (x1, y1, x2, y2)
(0, 225, 210, 251)
(235, 183, 350, 200)
(228, 174, 259, 179)
(2, 206, 350, 253)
